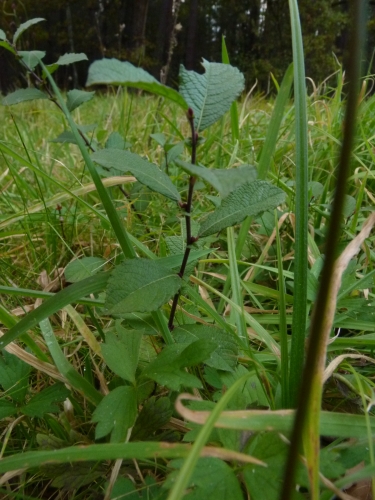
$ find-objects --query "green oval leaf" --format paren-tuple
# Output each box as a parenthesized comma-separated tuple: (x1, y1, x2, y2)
(65, 257, 106, 283)
(92, 149, 181, 202)
(105, 259, 182, 314)
(86, 58, 187, 109)
(177, 160, 257, 197)
(179, 60, 245, 132)
(13, 18, 45, 44)
(56, 53, 88, 66)
(105, 132, 131, 150)
(18, 50, 45, 70)
(66, 89, 95, 112)
(101, 326, 143, 383)
(199, 181, 285, 237)
(2, 88, 49, 106)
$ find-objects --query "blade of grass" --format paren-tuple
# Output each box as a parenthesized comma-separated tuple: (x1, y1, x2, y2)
(0, 175, 136, 230)
(288, 0, 309, 408)
(227, 228, 272, 408)
(0, 441, 256, 474)
(0, 304, 49, 362)
(0, 285, 105, 307)
(39, 317, 102, 405)
(0, 272, 110, 350)
(184, 286, 238, 338)
(0, 329, 67, 384)
(275, 210, 289, 408)
(190, 275, 281, 360)
(174, 405, 375, 438)
(257, 63, 294, 180)
(227, 227, 248, 348)
(64, 304, 102, 357)
(241, 281, 294, 304)
(234, 63, 294, 260)
(332, 463, 375, 494)
(281, 2, 367, 498)
(222, 36, 240, 141)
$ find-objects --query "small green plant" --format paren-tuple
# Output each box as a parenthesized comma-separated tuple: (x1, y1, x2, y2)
(0, 16, 285, 498)
(0, 3, 375, 499)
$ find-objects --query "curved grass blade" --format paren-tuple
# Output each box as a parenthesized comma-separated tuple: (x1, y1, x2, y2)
(0, 273, 110, 350)
(39, 318, 102, 405)
(190, 276, 281, 361)
(184, 286, 238, 339)
(40, 60, 135, 259)
(176, 404, 375, 439)
(0, 304, 50, 362)
(0, 442, 257, 474)
(0, 285, 104, 307)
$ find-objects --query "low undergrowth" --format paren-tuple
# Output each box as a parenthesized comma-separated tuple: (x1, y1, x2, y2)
(0, 3, 375, 499)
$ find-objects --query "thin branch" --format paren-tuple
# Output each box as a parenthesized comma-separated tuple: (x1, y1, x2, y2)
(168, 109, 198, 330)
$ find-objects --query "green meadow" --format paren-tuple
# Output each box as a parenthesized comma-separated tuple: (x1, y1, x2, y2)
(0, 4, 375, 499)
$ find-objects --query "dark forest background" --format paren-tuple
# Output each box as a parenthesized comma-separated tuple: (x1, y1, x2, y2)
(0, 0, 374, 93)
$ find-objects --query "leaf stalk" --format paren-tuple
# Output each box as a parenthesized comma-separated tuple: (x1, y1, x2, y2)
(168, 109, 198, 330)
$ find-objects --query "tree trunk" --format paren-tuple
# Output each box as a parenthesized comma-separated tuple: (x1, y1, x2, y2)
(185, 0, 198, 69)
(129, 0, 149, 60)
(154, 0, 174, 73)
(248, 0, 260, 52)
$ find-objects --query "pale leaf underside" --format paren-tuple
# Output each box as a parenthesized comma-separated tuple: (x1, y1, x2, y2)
(179, 60, 245, 132)
(86, 58, 187, 109)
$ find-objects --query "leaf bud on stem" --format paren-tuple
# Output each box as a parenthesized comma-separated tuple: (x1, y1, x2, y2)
(187, 107, 194, 119)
